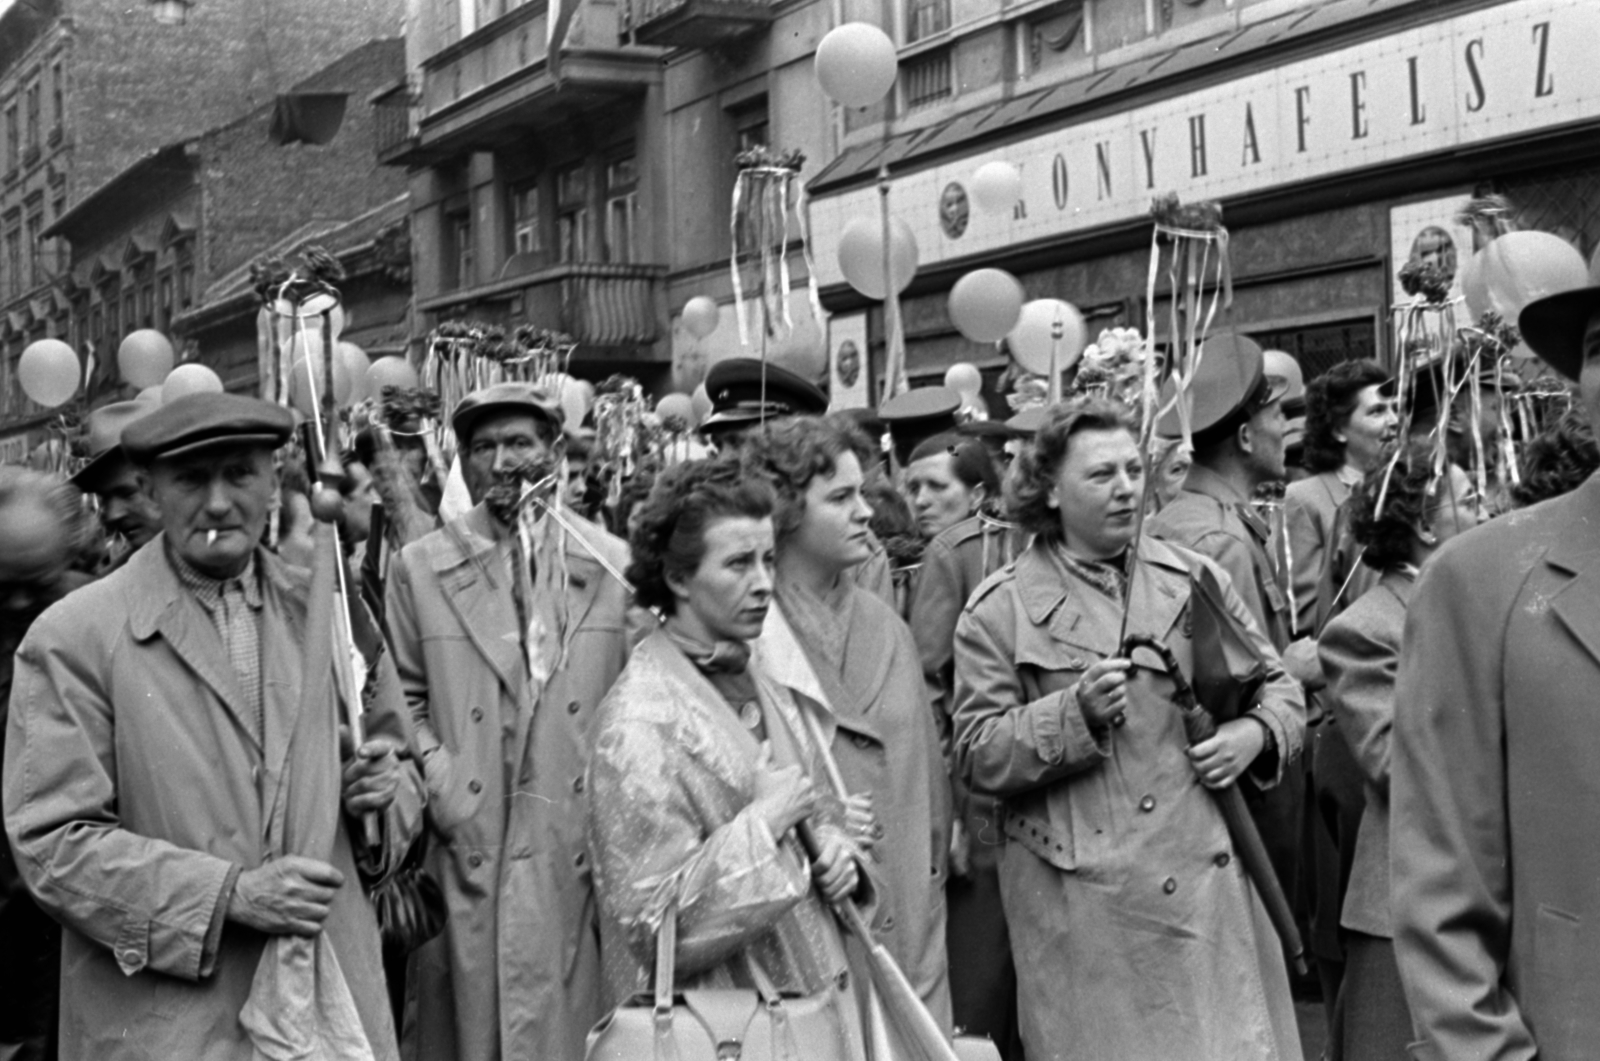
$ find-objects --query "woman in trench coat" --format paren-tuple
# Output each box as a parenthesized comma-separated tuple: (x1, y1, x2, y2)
(586, 458, 867, 1045)
(952, 398, 1306, 1061)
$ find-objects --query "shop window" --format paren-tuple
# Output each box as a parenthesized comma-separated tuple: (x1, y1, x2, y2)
(1249, 320, 1376, 383)
(604, 155, 637, 264)
(557, 164, 589, 264)
(511, 181, 543, 255)
(906, 0, 949, 43)
(902, 48, 953, 110)
(1489, 171, 1600, 263)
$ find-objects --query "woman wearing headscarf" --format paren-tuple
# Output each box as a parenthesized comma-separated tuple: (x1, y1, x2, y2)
(952, 398, 1305, 1061)
(1317, 443, 1485, 1059)
(745, 417, 954, 1031)
(585, 457, 867, 1031)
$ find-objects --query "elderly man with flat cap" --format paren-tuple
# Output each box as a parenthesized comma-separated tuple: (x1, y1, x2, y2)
(71, 397, 163, 565)
(3, 392, 420, 1061)
(386, 382, 634, 1061)
(1146, 334, 1307, 929)
(1388, 261, 1600, 1061)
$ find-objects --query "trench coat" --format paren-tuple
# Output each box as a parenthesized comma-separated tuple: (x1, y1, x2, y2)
(3, 539, 418, 1061)
(386, 503, 633, 1061)
(1392, 476, 1600, 1061)
(755, 598, 953, 1032)
(952, 535, 1304, 1061)
(586, 630, 865, 1025)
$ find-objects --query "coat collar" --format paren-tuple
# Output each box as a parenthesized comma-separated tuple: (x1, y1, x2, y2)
(125, 536, 302, 754)
(1014, 536, 1190, 659)
(1542, 477, 1600, 669)
(1182, 463, 1251, 507)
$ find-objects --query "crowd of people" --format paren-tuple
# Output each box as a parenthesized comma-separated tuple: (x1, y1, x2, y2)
(3, 273, 1600, 1061)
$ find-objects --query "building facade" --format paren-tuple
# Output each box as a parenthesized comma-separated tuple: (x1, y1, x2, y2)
(389, 0, 1599, 405)
(0, 0, 402, 452)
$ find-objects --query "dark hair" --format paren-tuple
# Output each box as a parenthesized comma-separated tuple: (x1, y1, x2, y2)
(741, 416, 873, 543)
(1005, 397, 1136, 539)
(625, 457, 775, 615)
(908, 433, 1000, 497)
(1511, 409, 1600, 508)
(1348, 442, 1435, 571)
(1302, 359, 1390, 474)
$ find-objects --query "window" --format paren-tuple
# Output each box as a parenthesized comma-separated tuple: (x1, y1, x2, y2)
(510, 181, 542, 255)
(158, 272, 173, 329)
(176, 246, 194, 310)
(734, 102, 769, 155)
(25, 210, 41, 287)
(24, 79, 40, 153)
(604, 156, 637, 264)
(3, 226, 19, 299)
(906, 0, 949, 42)
(902, 49, 953, 109)
(50, 60, 63, 135)
(448, 211, 473, 287)
(4, 104, 16, 171)
(557, 164, 588, 264)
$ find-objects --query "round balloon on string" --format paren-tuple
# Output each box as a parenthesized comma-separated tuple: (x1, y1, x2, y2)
(118, 330, 176, 389)
(943, 362, 982, 402)
(339, 342, 371, 404)
(287, 354, 353, 415)
(368, 356, 419, 394)
(656, 392, 696, 429)
(1006, 299, 1086, 377)
(1481, 231, 1589, 318)
(970, 161, 1022, 216)
(18, 339, 80, 408)
(838, 215, 918, 300)
(161, 363, 224, 404)
(948, 268, 1025, 343)
(815, 23, 897, 109)
(682, 296, 720, 340)
(136, 385, 164, 404)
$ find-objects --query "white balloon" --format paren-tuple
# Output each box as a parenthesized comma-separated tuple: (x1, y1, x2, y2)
(970, 161, 1023, 216)
(1006, 299, 1086, 377)
(837, 216, 919, 299)
(815, 23, 897, 109)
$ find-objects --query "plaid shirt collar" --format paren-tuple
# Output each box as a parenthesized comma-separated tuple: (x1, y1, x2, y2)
(169, 548, 263, 613)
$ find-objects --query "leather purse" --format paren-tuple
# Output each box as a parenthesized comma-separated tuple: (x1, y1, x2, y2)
(585, 900, 855, 1061)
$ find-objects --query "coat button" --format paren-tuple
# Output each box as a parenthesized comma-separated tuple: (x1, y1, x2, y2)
(567, 700, 581, 715)
(468, 853, 483, 868)
(1138, 795, 1156, 812)
(470, 707, 484, 722)
(881, 916, 894, 930)
(871, 823, 885, 840)
(574, 851, 587, 868)
(1214, 852, 1231, 868)
(468, 779, 483, 794)
(1162, 877, 1177, 894)
(573, 775, 585, 794)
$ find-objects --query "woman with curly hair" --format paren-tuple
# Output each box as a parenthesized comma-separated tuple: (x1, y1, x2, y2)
(585, 456, 869, 1046)
(952, 397, 1305, 1061)
(1316, 444, 1484, 1060)
(743, 416, 954, 1031)
(1510, 408, 1600, 508)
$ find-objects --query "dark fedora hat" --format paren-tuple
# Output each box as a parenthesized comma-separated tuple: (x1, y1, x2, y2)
(71, 397, 161, 490)
(1518, 252, 1600, 381)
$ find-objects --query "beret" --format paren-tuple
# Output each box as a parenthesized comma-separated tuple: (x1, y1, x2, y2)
(122, 393, 295, 463)
(451, 381, 564, 443)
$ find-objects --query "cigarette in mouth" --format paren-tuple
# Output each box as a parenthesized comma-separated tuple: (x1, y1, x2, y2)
(206, 530, 219, 546)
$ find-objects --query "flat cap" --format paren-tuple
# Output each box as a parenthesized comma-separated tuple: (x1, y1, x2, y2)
(701, 359, 828, 434)
(451, 381, 564, 443)
(880, 386, 962, 464)
(72, 397, 161, 490)
(1157, 332, 1287, 440)
(123, 393, 295, 463)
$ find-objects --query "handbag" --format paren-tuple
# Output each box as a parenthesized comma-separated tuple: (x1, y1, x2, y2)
(367, 829, 446, 955)
(585, 899, 856, 1061)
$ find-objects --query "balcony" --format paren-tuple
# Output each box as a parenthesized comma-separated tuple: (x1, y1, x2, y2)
(420, 261, 666, 350)
(388, 0, 660, 167)
(619, 0, 773, 49)
(372, 82, 414, 166)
